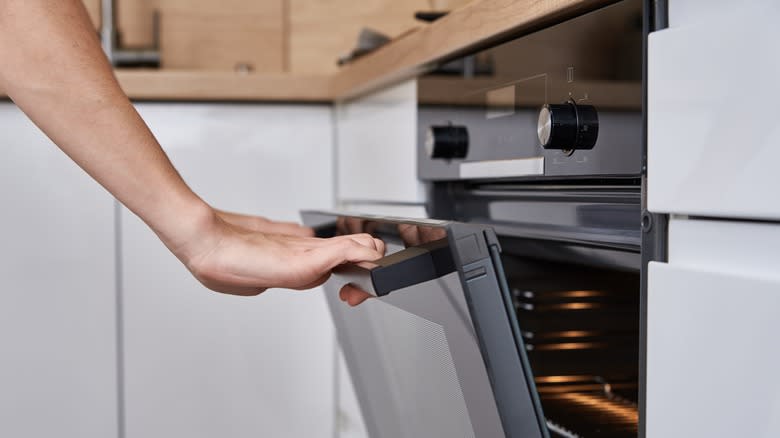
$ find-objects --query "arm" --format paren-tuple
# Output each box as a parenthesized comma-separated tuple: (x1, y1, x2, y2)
(0, 0, 383, 296)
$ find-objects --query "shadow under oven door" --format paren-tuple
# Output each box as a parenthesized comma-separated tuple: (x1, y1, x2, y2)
(301, 211, 548, 438)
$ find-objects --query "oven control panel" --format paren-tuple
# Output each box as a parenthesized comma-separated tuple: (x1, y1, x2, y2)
(417, 0, 642, 181)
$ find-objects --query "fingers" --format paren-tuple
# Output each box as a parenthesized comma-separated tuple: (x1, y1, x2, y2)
(339, 284, 373, 307)
(343, 233, 380, 250)
(398, 223, 421, 246)
(374, 237, 386, 256)
(303, 238, 384, 274)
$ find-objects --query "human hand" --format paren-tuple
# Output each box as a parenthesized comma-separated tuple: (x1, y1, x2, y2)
(169, 207, 385, 296)
(216, 209, 314, 237)
(337, 222, 447, 307)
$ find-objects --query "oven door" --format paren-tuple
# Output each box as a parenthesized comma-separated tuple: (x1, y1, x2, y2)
(301, 211, 548, 438)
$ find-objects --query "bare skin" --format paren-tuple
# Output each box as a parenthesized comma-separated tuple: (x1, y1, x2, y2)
(0, 0, 384, 296)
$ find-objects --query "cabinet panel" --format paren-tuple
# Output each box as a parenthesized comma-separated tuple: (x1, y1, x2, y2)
(647, 262, 780, 438)
(336, 80, 424, 204)
(647, 0, 780, 219)
(123, 104, 336, 437)
(0, 104, 118, 437)
(667, 217, 780, 282)
(158, 0, 284, 72)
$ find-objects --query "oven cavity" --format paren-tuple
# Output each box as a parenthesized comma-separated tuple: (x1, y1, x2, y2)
(507, 258, 640, 438)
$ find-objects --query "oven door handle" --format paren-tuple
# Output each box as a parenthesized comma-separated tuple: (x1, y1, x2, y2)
(331, 238, 456, 297)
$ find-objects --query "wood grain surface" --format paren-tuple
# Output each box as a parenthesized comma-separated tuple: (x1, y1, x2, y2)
(1, 0, 614, 101)
(331, 0, 615, 100)
(114, 70, 333, 101)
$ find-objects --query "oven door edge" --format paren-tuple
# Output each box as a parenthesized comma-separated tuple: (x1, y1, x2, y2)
(448, 222, 550, 438)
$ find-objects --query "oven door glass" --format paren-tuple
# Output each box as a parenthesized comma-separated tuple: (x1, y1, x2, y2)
(301, 211, 548, 438)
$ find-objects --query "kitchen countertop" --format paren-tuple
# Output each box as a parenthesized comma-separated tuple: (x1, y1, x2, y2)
(1, 0, 613, 103)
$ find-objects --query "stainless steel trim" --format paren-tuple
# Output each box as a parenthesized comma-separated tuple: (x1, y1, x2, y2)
(459, 157, 545, 179)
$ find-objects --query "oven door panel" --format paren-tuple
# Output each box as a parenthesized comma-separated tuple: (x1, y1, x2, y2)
(301, 211, 548, 438)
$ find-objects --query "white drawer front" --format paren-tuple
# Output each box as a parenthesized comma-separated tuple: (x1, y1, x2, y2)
(647, 262, 780, 437)
(648, 0, 780, 219)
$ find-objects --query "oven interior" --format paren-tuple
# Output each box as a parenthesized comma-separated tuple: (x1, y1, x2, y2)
(501, 249, 640, 438)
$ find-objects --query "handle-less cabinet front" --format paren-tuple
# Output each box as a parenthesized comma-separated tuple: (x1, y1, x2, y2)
(302, 212, 548, 438)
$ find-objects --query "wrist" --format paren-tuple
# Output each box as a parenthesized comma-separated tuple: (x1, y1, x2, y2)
(146, 193, 221, 265)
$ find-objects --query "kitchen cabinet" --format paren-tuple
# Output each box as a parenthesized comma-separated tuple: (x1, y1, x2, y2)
(646, 219, 780, 437)
(647, 2, 780, 436)
(647, 262, 780, 437)
(648, 0, 780, 220)
(0, 103, 119, 437)
(121, 103, 336, 438)
(335, 80, 425, 207)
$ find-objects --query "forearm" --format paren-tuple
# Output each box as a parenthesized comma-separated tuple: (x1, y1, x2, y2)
(0, 0, 211, 256)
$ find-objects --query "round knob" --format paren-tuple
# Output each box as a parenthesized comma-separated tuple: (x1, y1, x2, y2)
(537, 102, 599, 151)
(425, 125, 469, 159)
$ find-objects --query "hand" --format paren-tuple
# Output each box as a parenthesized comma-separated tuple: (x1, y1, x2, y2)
(170, 207, 385, 296)
(337, 223, 447, 307)
(216, 209, 314, 237)
(339, 284, 374, 307)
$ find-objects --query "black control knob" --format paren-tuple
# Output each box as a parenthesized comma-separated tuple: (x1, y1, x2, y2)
(425, 125, 469, 159)
(537, 102, 599, 151)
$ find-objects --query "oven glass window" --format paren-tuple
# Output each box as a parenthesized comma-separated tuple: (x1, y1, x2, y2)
(504, 256, 640, 437)
(321, 217, 508, 438)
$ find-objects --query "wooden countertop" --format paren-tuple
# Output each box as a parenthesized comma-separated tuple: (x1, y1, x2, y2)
(1, 0, 613, 103)
(115, 70, 334, 102)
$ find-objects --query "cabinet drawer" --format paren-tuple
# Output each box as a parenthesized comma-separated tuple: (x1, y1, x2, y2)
(647, 262, 780, 437)
(648, 0, 780, 220)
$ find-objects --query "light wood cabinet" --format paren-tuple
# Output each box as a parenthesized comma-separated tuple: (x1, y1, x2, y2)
(107, 0, 472, 73)
(289, 0, 471, 74)
(157, 0, 285, 72)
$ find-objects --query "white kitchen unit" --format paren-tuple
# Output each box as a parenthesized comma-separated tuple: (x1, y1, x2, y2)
(648, 0, 780, 220)
(646, 219, 780, 437)
(121, 104, 336, 438)
(0, 103, 119, 437)
(647, 1, 780, 436)
(335, 80, 425, 208)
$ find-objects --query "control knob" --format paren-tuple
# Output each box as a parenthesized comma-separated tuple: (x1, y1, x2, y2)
(537, 102, 599, 151)
(426, 125, 469, 159)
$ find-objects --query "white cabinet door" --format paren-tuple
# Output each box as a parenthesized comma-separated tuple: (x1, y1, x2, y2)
(335, 80, 425, 205)
(122, 104, 336, 438)
(648, 0, 780, 219)
(647, 262, 780, 438)
(0, 103, 119, 437)
(647, 218, 780, 437)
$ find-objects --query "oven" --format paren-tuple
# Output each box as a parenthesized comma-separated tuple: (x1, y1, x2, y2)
(302, 204, 641, 438)
(306, 0, 654, 436)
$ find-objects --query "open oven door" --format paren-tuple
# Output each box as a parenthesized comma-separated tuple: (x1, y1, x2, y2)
(301, 211, 549, 438)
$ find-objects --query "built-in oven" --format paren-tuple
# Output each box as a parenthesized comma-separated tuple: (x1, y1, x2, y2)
(302, 204, 641, 438)
(306, 0, 656, 436)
